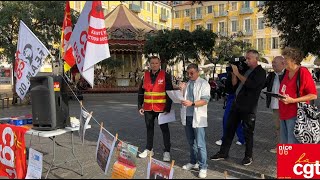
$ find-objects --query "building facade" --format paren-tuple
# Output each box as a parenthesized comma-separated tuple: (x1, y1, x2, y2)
(70, 1, 172, 31)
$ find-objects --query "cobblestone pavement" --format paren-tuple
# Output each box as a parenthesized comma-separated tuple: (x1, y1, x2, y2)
(2, 87, 320, 179)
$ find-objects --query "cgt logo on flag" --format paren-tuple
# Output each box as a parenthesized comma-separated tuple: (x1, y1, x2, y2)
(277, 144, 320, 179)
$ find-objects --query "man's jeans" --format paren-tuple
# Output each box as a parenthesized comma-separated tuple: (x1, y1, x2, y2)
(280, 117, 300, 144)
(185, 116, 208, 170)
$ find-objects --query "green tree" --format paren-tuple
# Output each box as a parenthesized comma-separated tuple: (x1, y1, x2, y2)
(192, 27, 218, 77)
(260, 1, 320, 56)
(143, 29, 177, 70)
(170, 29, 198, 81)
(0, 1, 79, 63)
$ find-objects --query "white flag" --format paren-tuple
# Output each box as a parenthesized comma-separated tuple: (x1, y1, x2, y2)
(14, 20, 50, 100)
(68, 1, 110, 87)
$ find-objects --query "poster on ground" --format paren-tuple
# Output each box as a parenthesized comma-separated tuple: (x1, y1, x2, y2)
(79, 107, 92, 144)
(111, 141, 138, 179)
(147, 158, 174, 179)
(25, 148, 43, 179)
(96, 127, 117, 175)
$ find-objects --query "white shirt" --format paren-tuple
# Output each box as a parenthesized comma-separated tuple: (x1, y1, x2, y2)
(270, 69, 285, 109)
(180, 77, 211, 128)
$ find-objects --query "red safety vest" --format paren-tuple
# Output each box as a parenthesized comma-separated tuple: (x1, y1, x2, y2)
(143, 70, 166, 112)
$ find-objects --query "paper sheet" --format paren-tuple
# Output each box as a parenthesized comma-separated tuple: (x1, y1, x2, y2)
(158, 110, 176, 125)
(166, 90, 184, 103)
(25, 148, 43, 179)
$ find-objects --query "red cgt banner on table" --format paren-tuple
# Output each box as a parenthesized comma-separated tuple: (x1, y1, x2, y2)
(0, 124, 27, 179)
(277, 144, 320, 179)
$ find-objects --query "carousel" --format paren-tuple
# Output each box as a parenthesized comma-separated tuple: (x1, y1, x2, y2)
(93, 3, 156, 89)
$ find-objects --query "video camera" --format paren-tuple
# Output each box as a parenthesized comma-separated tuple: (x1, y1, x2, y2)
(225, 56, 249, 75)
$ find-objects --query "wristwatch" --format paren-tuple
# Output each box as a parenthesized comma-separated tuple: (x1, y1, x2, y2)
(192, 102, 195, 106)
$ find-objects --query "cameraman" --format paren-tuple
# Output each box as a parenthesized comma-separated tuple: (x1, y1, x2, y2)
(215, 67, 245, 146)
(210, 50, 266, 166)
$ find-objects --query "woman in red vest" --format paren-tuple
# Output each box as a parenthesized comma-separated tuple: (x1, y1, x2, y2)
(137, 56, 173, 162)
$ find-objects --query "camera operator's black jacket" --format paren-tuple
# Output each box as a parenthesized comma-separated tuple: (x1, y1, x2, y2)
(263, 70, 286, 108)
(234, 65, 266, 113)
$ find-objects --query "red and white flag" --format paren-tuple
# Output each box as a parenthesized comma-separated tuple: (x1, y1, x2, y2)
(61, 1, 75, 72)
(67, 1, 110, 87)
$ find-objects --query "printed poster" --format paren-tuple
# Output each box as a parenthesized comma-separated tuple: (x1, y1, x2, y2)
(111, 141, 138, 179)
(79, 107, 92, 144)
(147, 158, 174, 179)
(25, 148, 43, 179)
(96, 127, 117, 175)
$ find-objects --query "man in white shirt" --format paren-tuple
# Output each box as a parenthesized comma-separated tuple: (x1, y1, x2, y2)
(264, 56, 286, 153)
(179, 63, 211, 178)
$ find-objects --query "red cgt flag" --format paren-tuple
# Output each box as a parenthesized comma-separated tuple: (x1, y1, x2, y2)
(61, 1, 75, 72)
(0, 124, 27, 179)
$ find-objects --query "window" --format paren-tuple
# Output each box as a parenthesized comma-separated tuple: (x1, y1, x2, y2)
(231, 20, 238, 32)
(184, 25, 190, 31)
(174, 26, 179, 29)
(257, 38, 264, 51)
(219, 4, 225, 12)
(140, 1, 144, 9)
(231, 2, 237, 11)
(207, 6, 213, 14)
(175, 11, 180, 18)
(196, 25, 201, 30)
(207, 23, 212, 31)
(154, 23, 158, 29)
(147, 3, 150, 11)
(257, 18, 264, 29)
(196, 7, 202, 15)
(219, 22, 225, 32)
(257, 1, 265, 7)
(272, 37, 279, 49)
(167, 10, 170, 17)
(243, 1, 250, 8)
(185, 9, 190, 17)
(154, 5, 158, 14)
(244, 19, 251, 31)
(75, 1, 80, 11)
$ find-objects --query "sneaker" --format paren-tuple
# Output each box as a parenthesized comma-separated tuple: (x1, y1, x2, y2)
(163, 152, 170, 162)
(198, 169, 207, 178)
(236, 141, 244, 145)
(242, 157, 253, 166)
(138, 149, 154, 158)
(215, 140, 222, 146)
(269, 148, 277, 153)
(210, 152, 228, 161)
(182, 163, 199, 171)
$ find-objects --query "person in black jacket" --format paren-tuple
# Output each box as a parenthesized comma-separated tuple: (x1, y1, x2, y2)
(210, 50, 266, 166)
(263, 56, 286, 153)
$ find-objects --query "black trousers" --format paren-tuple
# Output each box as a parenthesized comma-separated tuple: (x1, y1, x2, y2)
(219, 105, 256, 158)
(144, 111, 171, 152)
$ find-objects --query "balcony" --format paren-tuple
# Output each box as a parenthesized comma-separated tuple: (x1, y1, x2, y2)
(243, 29, 253, 36)
(219, 32, 227, 37)
(191, 14, 203, 20)
(214, 11, 228, 17)
(160, 14, 168, 22)
(240, 7, 254, 14)
(129, 4, 141, 13)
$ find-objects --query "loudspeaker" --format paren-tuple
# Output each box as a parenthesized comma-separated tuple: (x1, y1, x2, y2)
(30, 75, 69, 130)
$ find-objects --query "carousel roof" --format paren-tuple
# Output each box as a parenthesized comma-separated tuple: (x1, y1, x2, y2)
(104, 3, 157, 47)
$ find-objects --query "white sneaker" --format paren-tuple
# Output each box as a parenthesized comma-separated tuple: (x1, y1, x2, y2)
(215, 140, 222, 146)
(138, 149, 154, 158)
(182, 163, 199, 171)
(199, 169, 207, 178)
(163, 152, 171, 162)
(236, 141, 243, 145)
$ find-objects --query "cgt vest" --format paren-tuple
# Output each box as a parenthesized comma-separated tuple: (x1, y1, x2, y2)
(143, 70, 166, 112)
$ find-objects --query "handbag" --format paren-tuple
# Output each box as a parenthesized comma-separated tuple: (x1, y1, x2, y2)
(293, 68, 320, 144)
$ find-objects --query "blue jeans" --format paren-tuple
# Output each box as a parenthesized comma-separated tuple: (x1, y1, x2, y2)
(280, 117, 300, 144)
(185, 116, 208, 170)
(221, 94, 245, 144)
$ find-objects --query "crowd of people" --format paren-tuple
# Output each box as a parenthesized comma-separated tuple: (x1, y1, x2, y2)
(136, 47, 318, 178)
